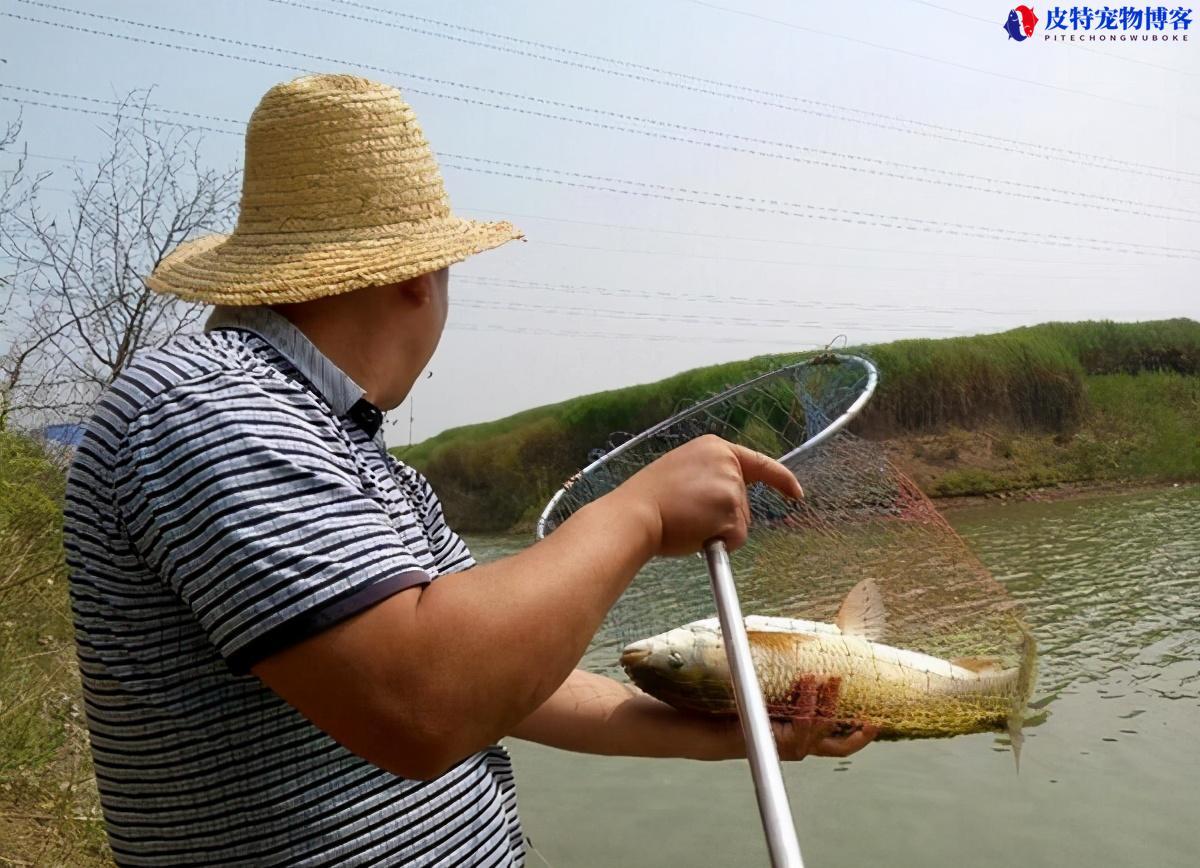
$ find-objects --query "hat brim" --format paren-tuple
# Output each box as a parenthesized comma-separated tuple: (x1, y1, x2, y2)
(146, 217, 522, 305)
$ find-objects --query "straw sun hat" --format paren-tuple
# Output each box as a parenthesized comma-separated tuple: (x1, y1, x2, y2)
(146, 74, 522, 305)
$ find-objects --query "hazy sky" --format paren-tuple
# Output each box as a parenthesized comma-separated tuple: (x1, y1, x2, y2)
(2, 0, 1197, 445)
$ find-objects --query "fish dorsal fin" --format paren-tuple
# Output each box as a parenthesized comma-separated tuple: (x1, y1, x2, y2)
(834, 578, 887, 641)
(950, 656, 1005, 674)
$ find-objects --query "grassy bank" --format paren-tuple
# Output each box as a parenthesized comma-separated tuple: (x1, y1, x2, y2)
(900, 371, 1200, 497)
(396, 319, 1200, 532)
(0, 433, 109, 866)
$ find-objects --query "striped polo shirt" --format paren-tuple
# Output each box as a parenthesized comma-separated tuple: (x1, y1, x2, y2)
(63, 306, 525, 866)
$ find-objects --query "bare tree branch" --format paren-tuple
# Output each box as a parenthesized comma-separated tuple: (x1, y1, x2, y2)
(0, 93, 238, 429)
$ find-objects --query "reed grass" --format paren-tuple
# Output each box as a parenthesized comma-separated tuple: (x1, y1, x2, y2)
(395, 319, 1199, 531)
(0, 432, 109, 866)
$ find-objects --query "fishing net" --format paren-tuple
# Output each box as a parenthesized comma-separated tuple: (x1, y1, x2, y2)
(536, 354, 1036, 743)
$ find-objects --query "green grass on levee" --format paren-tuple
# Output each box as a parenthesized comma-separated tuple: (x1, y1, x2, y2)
(394, 318, 1200, 531)
(0, 432, 109, 865)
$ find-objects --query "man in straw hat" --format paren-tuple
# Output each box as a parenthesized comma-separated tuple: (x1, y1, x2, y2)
(64, 74, 872, 864)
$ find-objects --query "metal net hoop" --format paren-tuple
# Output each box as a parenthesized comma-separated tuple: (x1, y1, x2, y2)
(537, 353, 878, 540)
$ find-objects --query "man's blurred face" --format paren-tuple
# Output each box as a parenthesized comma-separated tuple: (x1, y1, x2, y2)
(403, 267, 451, 376)
(431, 267, 450, 335)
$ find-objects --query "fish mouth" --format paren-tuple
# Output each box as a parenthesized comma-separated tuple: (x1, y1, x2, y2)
(619, 640, 652, 669)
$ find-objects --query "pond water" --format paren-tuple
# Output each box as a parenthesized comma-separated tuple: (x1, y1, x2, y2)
(468, 485, 1200, 868)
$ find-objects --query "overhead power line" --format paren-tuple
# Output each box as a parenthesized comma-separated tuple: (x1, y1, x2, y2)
(16, 1, 1199, 192)
(5, 87, 1198, 260)
(445, 319, 959, 347)
(337, 0, 1189, 88)
(0, 84, 245, 131)
(13, 150, 87, 164)
(15, 5, 1198, 224)
(457, 208, 1153, 269)
(525, 239, 1098, 278)
(441, 154, 1200, 259)
(453, 296, 992, 333)
(0, 154, 1151, 269)
(452, 275, 1036, 318)
(669, 0, 1197, 118)
(451, 274, 1186, 320)
(452, 293, 1183, 336)
(0, 150, 1169, 270)
(445, 321, 823, 346)
(455, 274, 1183, 321)
(270, 0, 1198, 170)
(0, 94, 243, 135)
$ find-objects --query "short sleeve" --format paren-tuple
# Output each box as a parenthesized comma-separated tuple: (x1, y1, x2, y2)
(116, 374, 430, 674)
(403, 465, 475, 576)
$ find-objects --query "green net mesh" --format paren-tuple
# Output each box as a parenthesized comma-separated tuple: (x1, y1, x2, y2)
(537, 356, 1036, 744)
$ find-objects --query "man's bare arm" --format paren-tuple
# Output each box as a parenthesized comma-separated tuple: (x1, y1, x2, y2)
(253, 437, 803, 780)
(510, 669, 877, 761)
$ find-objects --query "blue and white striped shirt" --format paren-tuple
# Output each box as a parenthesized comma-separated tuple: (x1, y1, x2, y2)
(64, 306, 524, 866)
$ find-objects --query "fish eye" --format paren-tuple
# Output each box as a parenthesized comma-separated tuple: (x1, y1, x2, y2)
(668, 651, 685, 670)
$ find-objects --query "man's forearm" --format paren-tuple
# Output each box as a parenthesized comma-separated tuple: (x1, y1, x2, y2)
(396, 494, 661, 756)
(509, 669, 741, 761)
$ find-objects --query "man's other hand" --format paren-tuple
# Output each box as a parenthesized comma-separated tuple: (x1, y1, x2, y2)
(772, 718, 879, 760)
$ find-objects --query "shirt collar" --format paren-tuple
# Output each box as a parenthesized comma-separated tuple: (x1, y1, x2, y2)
(204, 305, 367, 417)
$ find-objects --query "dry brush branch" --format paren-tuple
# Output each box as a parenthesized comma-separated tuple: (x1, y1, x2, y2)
(0, 92, 238, 428)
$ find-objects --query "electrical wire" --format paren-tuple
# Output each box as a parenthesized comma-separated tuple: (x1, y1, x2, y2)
(442, 155, 1200, 259)
(524, 239, 1095, 278)
(267, 0, 1199, 183)
(6, 89, 1198, 260)
(456, 208, 1154, 268)
(447, 320, 831, 346)
(452, 295, 991, 333)
(667, 0, 1198, 118)
(0, 151, 1176, 269)
(276, 0, 1195, 139)
(267, 0, 1199, 168)
(7, 146, 1170, 278)
(451, 274, 1169, 319)
(14, 1, 1200, 198)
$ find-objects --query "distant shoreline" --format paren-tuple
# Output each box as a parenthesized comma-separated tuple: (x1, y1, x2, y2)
(396, 319, 1199, 533)
(934, 478, 1196, 512)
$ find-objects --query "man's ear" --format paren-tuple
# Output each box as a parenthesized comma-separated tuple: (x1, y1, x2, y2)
(395, 273, 433, 308)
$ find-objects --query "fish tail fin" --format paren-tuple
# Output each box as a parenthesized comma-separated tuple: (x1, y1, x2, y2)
(1007, 623, 1039, 775)
(1009, 724, 1025, 774)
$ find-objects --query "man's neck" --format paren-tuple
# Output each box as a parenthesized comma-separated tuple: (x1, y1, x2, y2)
(271, 305, 418, 411)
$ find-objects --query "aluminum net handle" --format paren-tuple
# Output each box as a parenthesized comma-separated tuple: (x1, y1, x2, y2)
(705, 538, 804, 868)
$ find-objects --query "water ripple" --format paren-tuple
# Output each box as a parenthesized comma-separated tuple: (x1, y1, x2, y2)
(949, 486, 1200, 705)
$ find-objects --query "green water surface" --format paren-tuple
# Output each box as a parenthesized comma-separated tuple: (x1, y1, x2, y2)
(469, 485, 1200, 867)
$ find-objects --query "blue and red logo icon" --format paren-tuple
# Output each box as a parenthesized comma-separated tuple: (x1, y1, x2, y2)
(1003, 5, 1040, 39)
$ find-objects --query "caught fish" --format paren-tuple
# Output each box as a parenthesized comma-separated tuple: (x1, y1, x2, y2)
(620, 579, 1036, 753)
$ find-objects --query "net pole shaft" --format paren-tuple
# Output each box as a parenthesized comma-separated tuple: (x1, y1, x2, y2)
(704, 539, 805, 868)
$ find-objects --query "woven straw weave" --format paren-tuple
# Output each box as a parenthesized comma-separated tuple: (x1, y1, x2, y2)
(147, 74, 522, 304)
